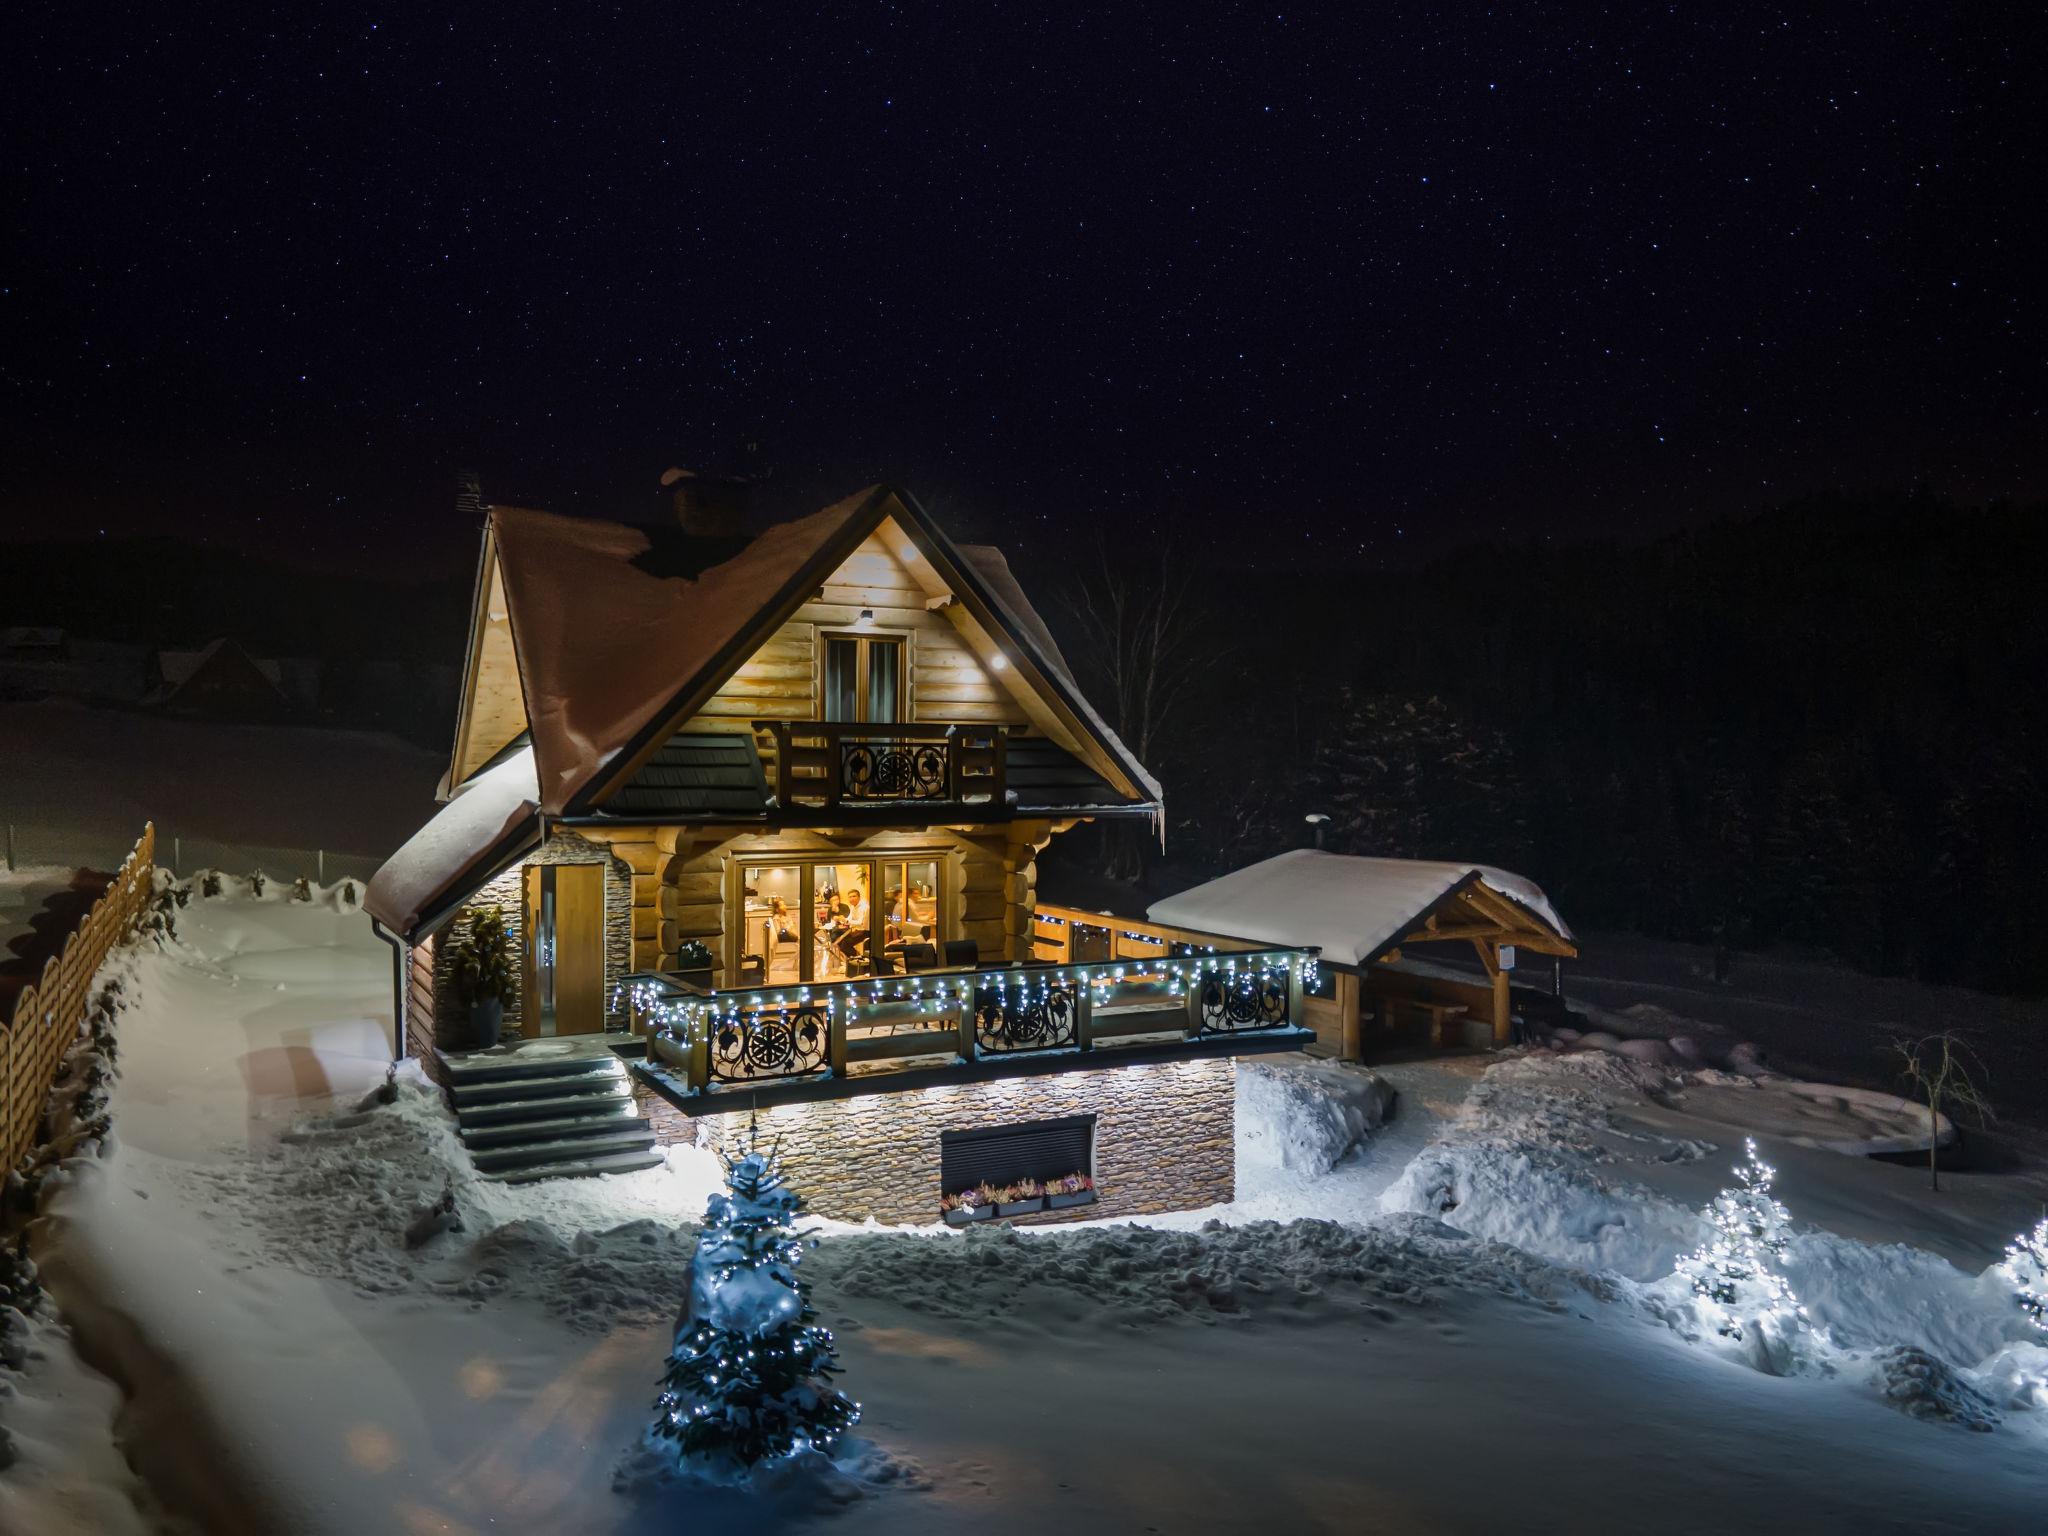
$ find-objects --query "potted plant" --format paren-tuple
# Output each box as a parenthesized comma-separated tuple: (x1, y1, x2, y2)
(940, 1186, 997, 1227)
(1046, 1171, 1095, 1210)
(674, 939, 715, 991)
(995, 1179, 1046, 1218)
(450, 904, 515, 1049)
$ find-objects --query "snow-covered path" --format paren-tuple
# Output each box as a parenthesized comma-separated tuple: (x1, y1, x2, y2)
(15, 893, 2048, 1534)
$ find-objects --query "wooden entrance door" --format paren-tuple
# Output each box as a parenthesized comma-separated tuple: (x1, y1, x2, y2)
(522, 863, 605, 1035)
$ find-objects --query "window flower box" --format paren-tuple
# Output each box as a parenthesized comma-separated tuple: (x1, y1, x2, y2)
(993, 1179, 1046, 1218)
(1045, 1172, 1095, 1210)
(941, 1187, 997, 1226)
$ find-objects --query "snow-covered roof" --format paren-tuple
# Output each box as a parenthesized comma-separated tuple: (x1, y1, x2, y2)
(363, 746, 541, 939)
(1147, 849, 1572, 968)
(465, 484, 1159, 816)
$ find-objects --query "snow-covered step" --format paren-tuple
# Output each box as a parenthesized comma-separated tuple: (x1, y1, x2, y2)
(442, 1052, 624, 1088)
(468, 1128, 659, 1174)
(458, 1108, 640, 1149)
(455, 1082, 634, 1127)
(450, 1061, 627, 1106)
(483, 1148, 667, 1184)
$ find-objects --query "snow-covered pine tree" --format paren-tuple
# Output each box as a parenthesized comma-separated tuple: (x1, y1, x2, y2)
(1998, 1215, 2048, 1330)
(653, 1146, 859, 1470)
(1674, 1138, 1809, 1343)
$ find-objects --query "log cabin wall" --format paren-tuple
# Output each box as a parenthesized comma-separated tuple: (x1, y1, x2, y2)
(585, 818, 1056, 981)
(675, 531, 1032, 786)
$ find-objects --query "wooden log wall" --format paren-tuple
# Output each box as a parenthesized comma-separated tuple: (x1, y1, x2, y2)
(590, 820, 1055, 979)
(678, 532, 1030, 782)
(2, 823, 155, 1169)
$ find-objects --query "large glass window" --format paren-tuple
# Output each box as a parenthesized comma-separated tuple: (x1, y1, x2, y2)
(732, 854, 944, 985)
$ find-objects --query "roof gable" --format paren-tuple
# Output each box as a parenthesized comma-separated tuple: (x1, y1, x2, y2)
(447, 483, 1158, 819)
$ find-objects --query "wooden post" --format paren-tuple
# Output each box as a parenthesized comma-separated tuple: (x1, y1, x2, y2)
(955, 985, 978, 1062)
(1337, 971, 1362, 1062)
(1285, 956, 1306, 1035)
(827, 1003, 848, 1078)
(1075, 979, 1095, 1052)
(686, 1009, 711, 1092)
(1474, 941, 1511, 1047)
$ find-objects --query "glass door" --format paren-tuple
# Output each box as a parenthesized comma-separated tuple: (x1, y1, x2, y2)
(823, 633, 904, 722)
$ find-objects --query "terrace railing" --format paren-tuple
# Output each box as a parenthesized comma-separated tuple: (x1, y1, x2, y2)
(756, 720, 1005, 812)
(625, 943, 1316, 1097)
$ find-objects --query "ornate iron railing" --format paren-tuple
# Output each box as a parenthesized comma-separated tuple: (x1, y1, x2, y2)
(625, 942, 1317, 1097)
(707, 1001, 831, 1083)
(756, 720, 1005, 811)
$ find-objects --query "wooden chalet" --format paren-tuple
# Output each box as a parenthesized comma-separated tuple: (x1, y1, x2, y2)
(366, 481, 1315, 1223)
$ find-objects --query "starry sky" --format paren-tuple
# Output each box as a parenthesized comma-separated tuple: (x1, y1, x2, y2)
(3, 5, 2041, 572)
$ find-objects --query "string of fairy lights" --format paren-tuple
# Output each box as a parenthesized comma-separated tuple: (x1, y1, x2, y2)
(621, 948, 1319, 1049)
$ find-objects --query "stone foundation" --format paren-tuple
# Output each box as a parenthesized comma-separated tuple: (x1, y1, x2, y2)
(641, 1057, 1236, 1225)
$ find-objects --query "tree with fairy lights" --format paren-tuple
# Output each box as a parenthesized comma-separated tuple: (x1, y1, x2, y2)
(1674, 1138, 1810, 1346)
(1998, 1214, 2048, 1331)
(652, 1144, 860, 1471)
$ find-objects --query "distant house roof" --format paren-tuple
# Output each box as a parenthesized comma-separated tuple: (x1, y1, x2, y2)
(157, 638, 286, 690)
(0, 627, 65, 652)
(1147, 849, 1573, 969)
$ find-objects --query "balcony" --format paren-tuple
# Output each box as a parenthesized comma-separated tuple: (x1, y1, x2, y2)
(756, 720, 1004, 813)
(624, 927, 1318, 1112)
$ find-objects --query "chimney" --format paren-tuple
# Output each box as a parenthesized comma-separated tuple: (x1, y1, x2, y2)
(455, 468, 483, 523)
(659, 465, 752, 538)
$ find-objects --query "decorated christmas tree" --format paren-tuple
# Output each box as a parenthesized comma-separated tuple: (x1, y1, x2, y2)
(1998, 1214, 2048, 1331)
(1674, 1138, 1809, 1343)
(652, 1145, 860, 1470)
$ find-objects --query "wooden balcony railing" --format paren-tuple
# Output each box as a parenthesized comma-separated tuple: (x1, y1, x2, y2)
(756, 720, 1005, 812)
(625, 944, 1317, 1099)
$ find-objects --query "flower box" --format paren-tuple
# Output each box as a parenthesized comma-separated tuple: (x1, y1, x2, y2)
(1047, 1189, 1096, 1211)
(996, 1196, 1046, 1218)
(942, 1203, 995, 1227)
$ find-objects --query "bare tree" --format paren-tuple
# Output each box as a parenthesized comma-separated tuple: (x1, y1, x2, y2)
(1890, 1031, 1995, 1192)
(1060, 536, 1224, 878)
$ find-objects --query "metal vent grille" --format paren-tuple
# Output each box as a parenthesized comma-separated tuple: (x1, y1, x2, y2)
(940, 1114, 1095, 1192)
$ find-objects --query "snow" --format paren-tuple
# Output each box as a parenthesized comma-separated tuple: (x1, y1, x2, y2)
(1147, 847, 1570, 961)
(1235, 1055, 1393, 1175)
(10, 888, 2048, 1534)
(362, 743, 539, 937)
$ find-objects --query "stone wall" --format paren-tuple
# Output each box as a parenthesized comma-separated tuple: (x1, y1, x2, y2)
(666, 1057, 1235, 1225)
(429, 831, 633, 1047)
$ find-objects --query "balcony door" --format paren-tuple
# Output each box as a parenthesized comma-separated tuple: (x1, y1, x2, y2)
(823, 632, 904, 723)
(522, 863, 604, 1035)
(735, 853, 943, 986)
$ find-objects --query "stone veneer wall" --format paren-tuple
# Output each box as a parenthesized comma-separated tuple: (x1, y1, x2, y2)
(639, 1057, 1235, 1225)
(429, 831, 633, 1047)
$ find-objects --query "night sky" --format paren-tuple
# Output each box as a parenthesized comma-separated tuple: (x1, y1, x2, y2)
(4, 6, 2040, 573)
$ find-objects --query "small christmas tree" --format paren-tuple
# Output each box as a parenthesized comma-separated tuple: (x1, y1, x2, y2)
(1674, 1138, 1809, 1343)
(653, 1145, 859, 1471)
(1998, 1215, 2048, 1331)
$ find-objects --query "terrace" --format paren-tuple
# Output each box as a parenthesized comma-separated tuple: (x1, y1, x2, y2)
(624, 906, 1318, 1114)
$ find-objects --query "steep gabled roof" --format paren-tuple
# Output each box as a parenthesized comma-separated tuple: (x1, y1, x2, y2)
(464, 483, 1156, 818)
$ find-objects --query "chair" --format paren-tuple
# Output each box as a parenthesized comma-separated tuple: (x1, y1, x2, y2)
(899, 942, 939, 973)
(943, 938, 979, 969)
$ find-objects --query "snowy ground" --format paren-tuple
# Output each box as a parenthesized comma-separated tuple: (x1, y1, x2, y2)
(7, 890, 2048, 1534)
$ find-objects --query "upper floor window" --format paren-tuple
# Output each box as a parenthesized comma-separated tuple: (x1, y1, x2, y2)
(823, 632, 904, 723)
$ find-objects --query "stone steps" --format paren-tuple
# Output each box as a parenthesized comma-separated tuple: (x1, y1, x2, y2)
(443, 1042, 657, 1184)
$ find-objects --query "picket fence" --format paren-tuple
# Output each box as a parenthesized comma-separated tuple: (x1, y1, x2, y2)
(2, 823, 155, 1169)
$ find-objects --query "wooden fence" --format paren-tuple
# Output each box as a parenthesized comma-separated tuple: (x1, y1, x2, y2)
(2, 823, 155, 1169)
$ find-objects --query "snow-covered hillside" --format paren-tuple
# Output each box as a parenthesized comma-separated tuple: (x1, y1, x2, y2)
(7, 891, 2048, 1534)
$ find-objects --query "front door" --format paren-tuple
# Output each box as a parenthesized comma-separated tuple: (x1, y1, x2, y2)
(522, 863, 604, 1035)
